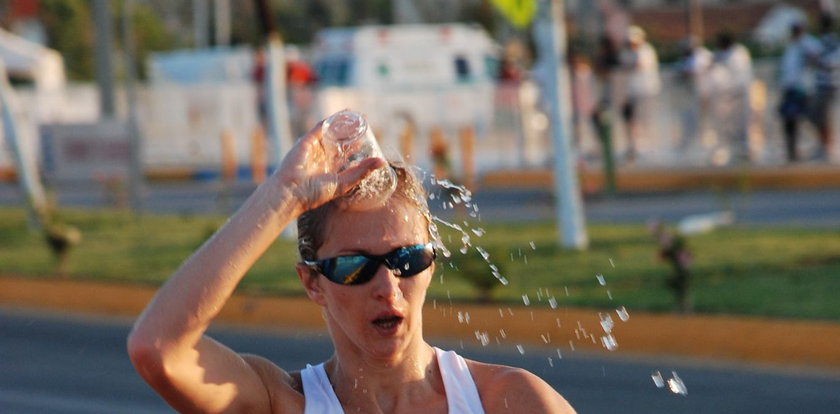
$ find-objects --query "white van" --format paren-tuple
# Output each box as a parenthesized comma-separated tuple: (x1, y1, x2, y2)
(311, 24, 500, 169)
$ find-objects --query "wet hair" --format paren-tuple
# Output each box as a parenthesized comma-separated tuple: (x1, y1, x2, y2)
(296, 163, 429, 262)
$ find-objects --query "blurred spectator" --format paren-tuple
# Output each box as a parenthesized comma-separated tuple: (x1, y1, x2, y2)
(284, 46, 317, 135)
(811, 14, 840, 161)
(777, 22, 821, 162)
(710, 32, 753, 162)
(498, 56, 525, 82)
(675, 35, 713, 153)
(619, 25, 661, 162)
(252, 47, 268, 126)
(569, 51, 596, 151)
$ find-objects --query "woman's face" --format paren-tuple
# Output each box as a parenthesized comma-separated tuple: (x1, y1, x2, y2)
(298, 198, 433, 362)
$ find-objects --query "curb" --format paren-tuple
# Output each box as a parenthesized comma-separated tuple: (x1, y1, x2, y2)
(3, 276, 839, 370)
(481, 165, 840, 192)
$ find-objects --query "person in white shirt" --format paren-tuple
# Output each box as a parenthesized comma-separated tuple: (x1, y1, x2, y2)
(710, 32, 754, 162)
(619, 25, 661, 162)
(127, 117, 578, 414)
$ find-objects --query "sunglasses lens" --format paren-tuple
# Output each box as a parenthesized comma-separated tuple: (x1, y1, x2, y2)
(325, 256, 377, 285)
(390, 244, 436, 277)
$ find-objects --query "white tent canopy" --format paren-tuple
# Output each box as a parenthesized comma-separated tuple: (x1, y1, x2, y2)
(0, 27, 66, 90)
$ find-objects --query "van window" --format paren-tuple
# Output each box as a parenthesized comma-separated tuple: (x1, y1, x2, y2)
(454, 55, 471, 82)
(314, 58, 352, 86)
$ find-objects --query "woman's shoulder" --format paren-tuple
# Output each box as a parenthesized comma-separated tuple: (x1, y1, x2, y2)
(241, 353, 306, 413)
(465, 359, 577, 414)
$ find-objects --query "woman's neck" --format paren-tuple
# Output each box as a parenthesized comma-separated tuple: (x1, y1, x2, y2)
(325, 342, 445, 412)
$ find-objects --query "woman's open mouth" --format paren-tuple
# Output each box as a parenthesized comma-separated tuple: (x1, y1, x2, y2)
(372, 314, 404, 335)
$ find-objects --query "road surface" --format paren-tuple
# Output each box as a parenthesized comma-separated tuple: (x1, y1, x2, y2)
(2, 308, 839, 413)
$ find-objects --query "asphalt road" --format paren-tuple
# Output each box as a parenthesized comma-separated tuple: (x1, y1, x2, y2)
(1, 181, 839, 227)
(2, 308, 839, 414)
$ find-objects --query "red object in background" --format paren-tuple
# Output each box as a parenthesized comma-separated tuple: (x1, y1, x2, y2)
(10, 0, 39, 18)
(287, 61, 315, 85)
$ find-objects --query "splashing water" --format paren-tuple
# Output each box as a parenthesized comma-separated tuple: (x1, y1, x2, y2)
(424, 175, 509, 286)
(616, 306, 630, 322)
(651, 371, 665, 388)
(667, 372, 688, 395)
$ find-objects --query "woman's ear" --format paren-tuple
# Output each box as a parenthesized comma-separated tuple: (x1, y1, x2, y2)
(296, 263, 326, 306)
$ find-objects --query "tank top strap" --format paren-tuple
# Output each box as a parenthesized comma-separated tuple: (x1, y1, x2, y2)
(435, 347, 486, 414)
(300, 363, 345, 414)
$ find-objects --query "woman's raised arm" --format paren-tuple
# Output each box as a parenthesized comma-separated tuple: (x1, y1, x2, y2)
(126, 122, 382, 413)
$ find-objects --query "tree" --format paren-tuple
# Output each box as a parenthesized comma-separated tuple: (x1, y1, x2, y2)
(39, 0, 94, 80)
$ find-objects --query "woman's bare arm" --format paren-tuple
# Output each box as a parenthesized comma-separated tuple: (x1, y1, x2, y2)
(127, 123, 382, 413)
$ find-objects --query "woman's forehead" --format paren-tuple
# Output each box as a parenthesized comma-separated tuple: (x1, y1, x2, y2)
(319, 201, 429, 254)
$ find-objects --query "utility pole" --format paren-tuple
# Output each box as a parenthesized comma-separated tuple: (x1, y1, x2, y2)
(214, 0, 231, 46)
(194, 0, 210, 48)
(92, 0, 115, 118)
(687, 0, 703, 42)
(536, 0, 588, 250)
(122, 0, 144, 215)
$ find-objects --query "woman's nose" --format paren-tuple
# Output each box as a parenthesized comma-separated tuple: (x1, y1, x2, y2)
(371, 264, 403, 302)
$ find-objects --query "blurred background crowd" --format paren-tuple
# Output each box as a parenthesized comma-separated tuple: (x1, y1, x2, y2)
(0, 0, 839, 192)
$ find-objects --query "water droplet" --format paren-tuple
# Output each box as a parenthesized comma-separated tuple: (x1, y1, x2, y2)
(599, 313, 614, 333)
(548, 297, 558, 309)
(459, 245, 469, 254)
(568, 340, 575, 351)
(651, 371, 665, 388)
(667, 372, 688, 396)
(471, 227, 485, 237)
(607, 290, 613, 300)
(516, 344, 525, 354)
(498, 308, 504, 318)
(476, 247, 490, 261)
(547, 357, 554, 367)
(522, 294, 530, 306)
(609, 258, 616, 268)
(556, 348, 563, 359)
(529, 241, 536, 250)
(499, 329, 507, 339)
(475, 330, 490, 346)
(616, 306, 630, 321)
(601, 334, 618, 351)
(596, 274, 606, 286)
(541, 333, 550, 344)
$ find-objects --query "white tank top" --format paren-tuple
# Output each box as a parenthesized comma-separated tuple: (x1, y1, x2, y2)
(300, 347, 485, 414)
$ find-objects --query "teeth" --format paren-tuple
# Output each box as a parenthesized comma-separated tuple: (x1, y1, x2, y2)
(374, 317, 401, 329)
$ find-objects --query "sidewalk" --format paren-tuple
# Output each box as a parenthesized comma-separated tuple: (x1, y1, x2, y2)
(3, 275, 839, 371)
(481, 163, 840, 192)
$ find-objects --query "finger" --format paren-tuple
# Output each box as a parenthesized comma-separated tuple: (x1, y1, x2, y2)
(335, 158, 387, 195)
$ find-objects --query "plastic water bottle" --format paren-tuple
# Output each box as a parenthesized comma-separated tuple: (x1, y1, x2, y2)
(321, 110, 396, 209)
